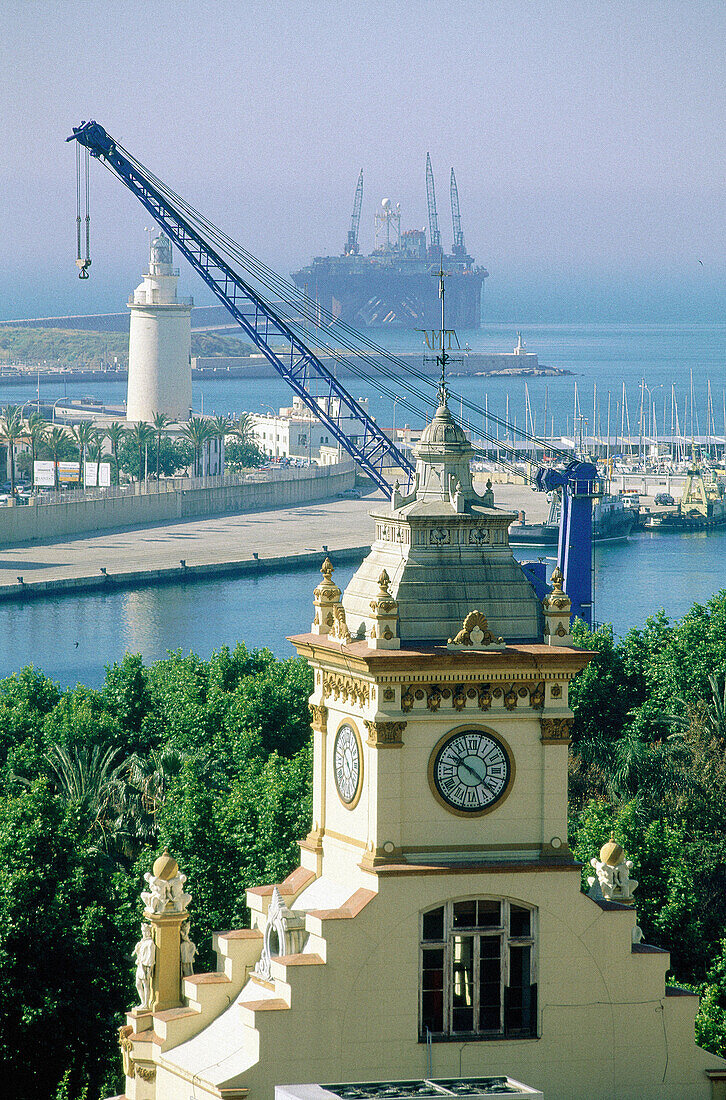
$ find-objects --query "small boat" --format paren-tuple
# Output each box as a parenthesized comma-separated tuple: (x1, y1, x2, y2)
(508, 489, 637, 545)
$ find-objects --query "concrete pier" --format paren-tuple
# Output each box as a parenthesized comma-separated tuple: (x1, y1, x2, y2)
(0, 482, 547, 603)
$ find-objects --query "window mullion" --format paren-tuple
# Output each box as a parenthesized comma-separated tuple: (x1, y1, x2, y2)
(473, 933, 481, 1036)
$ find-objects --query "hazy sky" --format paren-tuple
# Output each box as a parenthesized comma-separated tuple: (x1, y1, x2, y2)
(2, 0, 724, 321)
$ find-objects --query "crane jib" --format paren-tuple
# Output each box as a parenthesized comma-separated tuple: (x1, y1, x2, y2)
(67, 120, 596, 626)
(67, 121, 414, 499)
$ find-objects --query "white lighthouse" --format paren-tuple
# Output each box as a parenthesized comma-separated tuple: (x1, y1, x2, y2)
(126, 232, 193, 423)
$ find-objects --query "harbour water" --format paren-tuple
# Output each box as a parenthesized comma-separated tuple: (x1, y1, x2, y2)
(0, 528, 722, 690)
(1, 322, 725, 444)
(0, 321, 724, 689)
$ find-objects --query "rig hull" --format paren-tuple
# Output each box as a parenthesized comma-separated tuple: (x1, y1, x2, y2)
(291, 260, 486, 329)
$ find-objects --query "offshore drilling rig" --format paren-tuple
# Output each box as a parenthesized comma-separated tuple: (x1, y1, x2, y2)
(291, 155, 488, 329)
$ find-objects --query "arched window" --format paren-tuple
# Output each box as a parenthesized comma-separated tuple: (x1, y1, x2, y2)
(420, 898, 537, 1041)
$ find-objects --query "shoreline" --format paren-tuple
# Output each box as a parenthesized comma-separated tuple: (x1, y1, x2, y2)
(0, 544, 370, 604)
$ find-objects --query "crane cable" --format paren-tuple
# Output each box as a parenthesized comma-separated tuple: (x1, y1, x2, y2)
(93, 141, 552, 479)
(75, 144, 91, 278)
(105, 140, 563, 465)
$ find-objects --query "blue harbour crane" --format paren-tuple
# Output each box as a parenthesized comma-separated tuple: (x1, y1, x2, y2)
(344, 170, 363, 256)
(67, 120, 599, 625)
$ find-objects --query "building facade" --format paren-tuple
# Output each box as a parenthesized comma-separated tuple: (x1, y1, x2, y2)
(249, 397, 368, 464)
(116, 395, 725, 1100)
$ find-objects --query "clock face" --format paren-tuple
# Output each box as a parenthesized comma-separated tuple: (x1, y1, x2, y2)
(430, 729, 513, 815)
(333, 724, 362, 807)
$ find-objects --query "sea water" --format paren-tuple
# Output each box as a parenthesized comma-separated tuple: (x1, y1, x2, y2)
(0, 322, 723, 688)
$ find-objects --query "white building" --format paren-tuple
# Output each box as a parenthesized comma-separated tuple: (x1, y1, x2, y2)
(127, 233, 193, 423)
(249, 396, 368, 464)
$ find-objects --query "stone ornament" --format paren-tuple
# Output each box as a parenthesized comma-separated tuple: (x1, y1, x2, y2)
(540, 717, 573, 744)
(364, 720, 407, 746)
(587, 837, 639, 905)
(331, 604, 352, 645)
(543, 567, 573, 647)
(368, 569, 401, 650)
(254, 887, 307, 981)
(311, 557, 342, 636)
(447, 610, 505, 650)
(142, 867, 191, 914)
(118, 1024, 134, 1077)
(133, 923, 156, 1009)
(133, 850, 194, 1017)
(308, 703, 328, 732)
(322, 672, 370, 707)
(180, 919, 197, 977)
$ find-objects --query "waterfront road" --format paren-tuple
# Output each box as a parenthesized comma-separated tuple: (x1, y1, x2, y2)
(0, 482, 547, 600)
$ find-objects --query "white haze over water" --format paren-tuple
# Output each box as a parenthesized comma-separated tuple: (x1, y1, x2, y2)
(1, 0, 724, 323)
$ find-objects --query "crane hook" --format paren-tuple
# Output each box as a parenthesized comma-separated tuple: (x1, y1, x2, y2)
(75, 142, 91, 279)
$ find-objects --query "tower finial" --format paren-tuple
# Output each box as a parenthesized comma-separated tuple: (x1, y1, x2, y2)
(434, 262, 450, 406)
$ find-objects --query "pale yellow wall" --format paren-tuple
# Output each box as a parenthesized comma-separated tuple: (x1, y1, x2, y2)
(156, 868, 716, 1100)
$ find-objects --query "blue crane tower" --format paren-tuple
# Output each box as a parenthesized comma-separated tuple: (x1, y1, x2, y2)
(67, 120, 599, 625)
(344, 170, 363, 256)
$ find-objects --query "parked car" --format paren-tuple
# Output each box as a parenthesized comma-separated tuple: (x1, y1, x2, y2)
(654, 492, 675, 506)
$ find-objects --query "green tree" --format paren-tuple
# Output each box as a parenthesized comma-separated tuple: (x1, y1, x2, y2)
(45, 427, 72, 489)
(26, 411, 48, 482)
(107, 422, 125, 485)
(0, 781, 133, 1100)
(181, 416, 213, 477)
(0, 404, 23, 495)
(151, 412, 169, 480)
(210, 414, 232, 475)
(70, 421, 96, 487)
(127, 422, 155, 483)
(225, 439, 264, 469)
(118, 435, 191, 480)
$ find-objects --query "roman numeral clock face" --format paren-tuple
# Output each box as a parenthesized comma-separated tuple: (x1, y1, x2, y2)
(333, 724, 363, 808)
(429, 729, 514, 816)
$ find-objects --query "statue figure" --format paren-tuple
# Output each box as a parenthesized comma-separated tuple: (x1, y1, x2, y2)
(168, 872, 192, 912)
(133, 924, 156, 1009)
(141, 871, 171, 913)
(587, 837, 639, 903)
(180, 919, 198, 977)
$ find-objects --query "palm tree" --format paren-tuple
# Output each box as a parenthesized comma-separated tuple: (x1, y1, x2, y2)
(88, 429, 105, 487)
(107, 421, 125, 484)
(232, 412, 255, 447)
(45, 743, 126, 855)
(152, 411, 170, 480)
(128, 421, 155, 483)
(46, 427, 69, 489)
(25, 411, 48, 483)
(210, 414, 232, 475)
(0, 404, 23, 496)
(70, 420, 95, 489)
(181, 416, 213, 477)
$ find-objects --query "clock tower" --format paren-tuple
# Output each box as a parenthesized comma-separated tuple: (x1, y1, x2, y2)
(124, 391, 724, 1100)
(292, 395, 589, 885)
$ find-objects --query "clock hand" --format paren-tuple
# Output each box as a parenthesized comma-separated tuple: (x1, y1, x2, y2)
(455, 756, 485, 783)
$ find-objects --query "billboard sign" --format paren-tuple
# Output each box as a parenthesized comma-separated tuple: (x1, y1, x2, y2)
(33, 461, 55, 487)
(84, 462, 111, 488)
(58, 462, 80, 484)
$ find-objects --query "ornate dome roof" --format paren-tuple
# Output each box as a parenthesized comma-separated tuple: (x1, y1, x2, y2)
(418, 402, 469, 450)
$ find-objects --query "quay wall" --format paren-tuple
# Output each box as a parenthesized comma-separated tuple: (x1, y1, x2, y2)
(0, 465, 355, 547)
